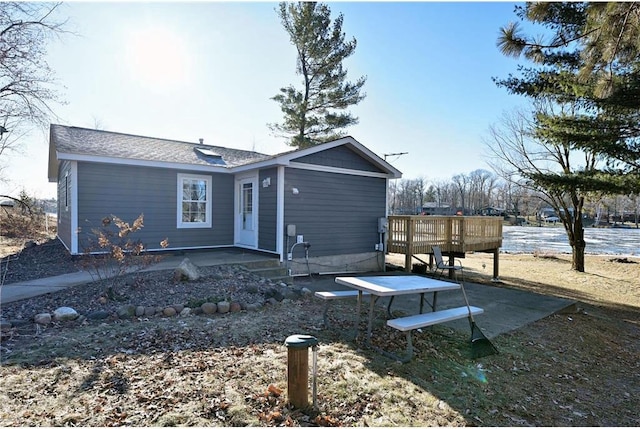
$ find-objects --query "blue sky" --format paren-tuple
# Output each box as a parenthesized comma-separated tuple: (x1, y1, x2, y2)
(0, 1, 530, 200)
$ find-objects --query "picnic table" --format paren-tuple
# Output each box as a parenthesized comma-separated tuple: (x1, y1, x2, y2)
(333, 275, 483, 362)
(334, 275, 460, 338)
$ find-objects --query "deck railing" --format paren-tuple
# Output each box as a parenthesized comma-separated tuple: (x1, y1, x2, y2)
(387, 216, 503, 273)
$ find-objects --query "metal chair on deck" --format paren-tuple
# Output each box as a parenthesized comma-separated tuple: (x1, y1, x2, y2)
(432, 245, 465, 283)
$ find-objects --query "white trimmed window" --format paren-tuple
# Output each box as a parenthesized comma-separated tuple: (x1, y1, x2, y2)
(177, 173, 212, 228)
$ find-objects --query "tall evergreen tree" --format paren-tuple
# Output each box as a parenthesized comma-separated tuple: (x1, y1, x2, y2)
(497, 2, 640, 182)
(492, 2, 640, 271)
(269, 2, 366, 149)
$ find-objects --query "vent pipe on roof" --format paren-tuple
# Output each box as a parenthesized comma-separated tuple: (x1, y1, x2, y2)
(199, 138, 204, 144)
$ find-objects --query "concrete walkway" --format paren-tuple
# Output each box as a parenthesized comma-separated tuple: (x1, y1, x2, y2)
(1, 249, 576, 339)
(1, 249, 277, 304)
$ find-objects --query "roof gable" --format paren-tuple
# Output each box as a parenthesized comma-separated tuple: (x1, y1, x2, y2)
(291, 144, 386, 173)
(268, 136, 401, 178)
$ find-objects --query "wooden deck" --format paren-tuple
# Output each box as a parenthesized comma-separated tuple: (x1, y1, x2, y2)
(387, 216, 503, 278)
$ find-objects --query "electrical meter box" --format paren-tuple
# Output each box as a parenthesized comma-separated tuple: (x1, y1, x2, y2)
(378, 217, 388, 233)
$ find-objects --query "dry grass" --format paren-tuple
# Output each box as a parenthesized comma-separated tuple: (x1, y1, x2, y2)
(1, 249, 639, 426)
(387, 251, 640, 309)
(462, 252, 640, 309)
(0, 209, 56, 243)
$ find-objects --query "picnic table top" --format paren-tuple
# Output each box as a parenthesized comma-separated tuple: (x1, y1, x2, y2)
(335, 275, 460, 297)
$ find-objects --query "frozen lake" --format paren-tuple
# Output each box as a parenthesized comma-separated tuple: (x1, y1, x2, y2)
(502, 225, 640, 256)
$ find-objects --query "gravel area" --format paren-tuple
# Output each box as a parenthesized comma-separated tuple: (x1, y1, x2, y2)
(1, 238, 80, 284)
(1, 265, 287, 323)
(1, 238, 300, 326)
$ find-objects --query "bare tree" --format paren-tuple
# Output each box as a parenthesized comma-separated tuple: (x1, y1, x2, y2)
(451, 173, 469, 215)
(431, 180, 447, 208)
(388, 177, 432, 215)
(486, 105, 599, 271)
(0, 2, 67, 163)
(468, 169, 497, 214)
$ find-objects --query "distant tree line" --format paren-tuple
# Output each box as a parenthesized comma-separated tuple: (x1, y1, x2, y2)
(388, 170, 640, 227)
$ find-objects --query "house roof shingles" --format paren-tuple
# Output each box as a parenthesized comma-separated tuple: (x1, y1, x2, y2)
(50, 124, 272, 168)
(48, 124, 402, 182)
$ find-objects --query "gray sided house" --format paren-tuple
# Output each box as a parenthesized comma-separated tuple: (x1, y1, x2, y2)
(47, 125, 402, 275)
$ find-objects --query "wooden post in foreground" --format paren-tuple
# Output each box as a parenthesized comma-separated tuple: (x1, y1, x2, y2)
(285, 335, 319, 409)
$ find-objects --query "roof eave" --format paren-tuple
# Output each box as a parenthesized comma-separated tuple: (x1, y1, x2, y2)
(55, 152, 234, 173)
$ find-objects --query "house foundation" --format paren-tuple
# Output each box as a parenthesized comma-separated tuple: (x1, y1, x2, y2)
(288, 252, 386, 276)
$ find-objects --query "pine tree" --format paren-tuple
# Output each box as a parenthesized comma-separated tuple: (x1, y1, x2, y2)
(269, 2, 366, 149)
(497, 2, 640, 181)
(491, 2, 640, 272)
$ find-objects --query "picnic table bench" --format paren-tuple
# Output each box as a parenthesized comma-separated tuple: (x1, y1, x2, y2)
(314, 275, 484, 362)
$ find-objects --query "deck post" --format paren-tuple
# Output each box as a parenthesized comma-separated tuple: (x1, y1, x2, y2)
(493, 248, 500, 281)
(404, 217, 414, 272)
(448, 254, 455, 279)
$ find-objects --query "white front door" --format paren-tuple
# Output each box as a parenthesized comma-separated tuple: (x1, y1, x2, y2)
(235, 176, 257, 248)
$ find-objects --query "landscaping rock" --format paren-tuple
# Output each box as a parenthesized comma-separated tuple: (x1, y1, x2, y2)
(217, 301, 230, 314)
(174, 258, 201, 281)
(135, 306, 145, 317)
(24, 240, 37, 249)
(34, 313, 52, 325)
(144, 306, 156, 317)
(245, 303, 261, 311)
(53, 307, 79, 321)
(266, 297, 279, 306)
(201, 302, 217, 314)
(86, 310, 110, 320)
(180, 307, 192, 317)
(300, 287, 312, 296)
(282, 288, 300, 300)
(116, 304, 136, 319)
(163, 307, 177, 317)
(229, 302, 242, 312)
(265, 288, 284, 302)
(172, 304, 184, 313)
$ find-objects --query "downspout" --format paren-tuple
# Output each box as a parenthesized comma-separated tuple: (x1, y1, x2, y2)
(70, 161, 79, 255)
(276, 166, 285, 262)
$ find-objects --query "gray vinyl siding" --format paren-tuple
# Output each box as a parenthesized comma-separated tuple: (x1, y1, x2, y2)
(283, 168, 386, 257)
(258, 168, 278, 252)
(293, 145, 385, 173)
(76, 162, 234, 252)
(56, 160, 72, 250)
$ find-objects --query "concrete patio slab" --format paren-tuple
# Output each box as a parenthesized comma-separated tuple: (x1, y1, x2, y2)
(292, 272, 576, 339)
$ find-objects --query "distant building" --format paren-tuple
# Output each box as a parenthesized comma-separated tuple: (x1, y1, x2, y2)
(479, 207, 505, 216)
(538, 207, 557, 219)
(420, 202, 453, 216)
